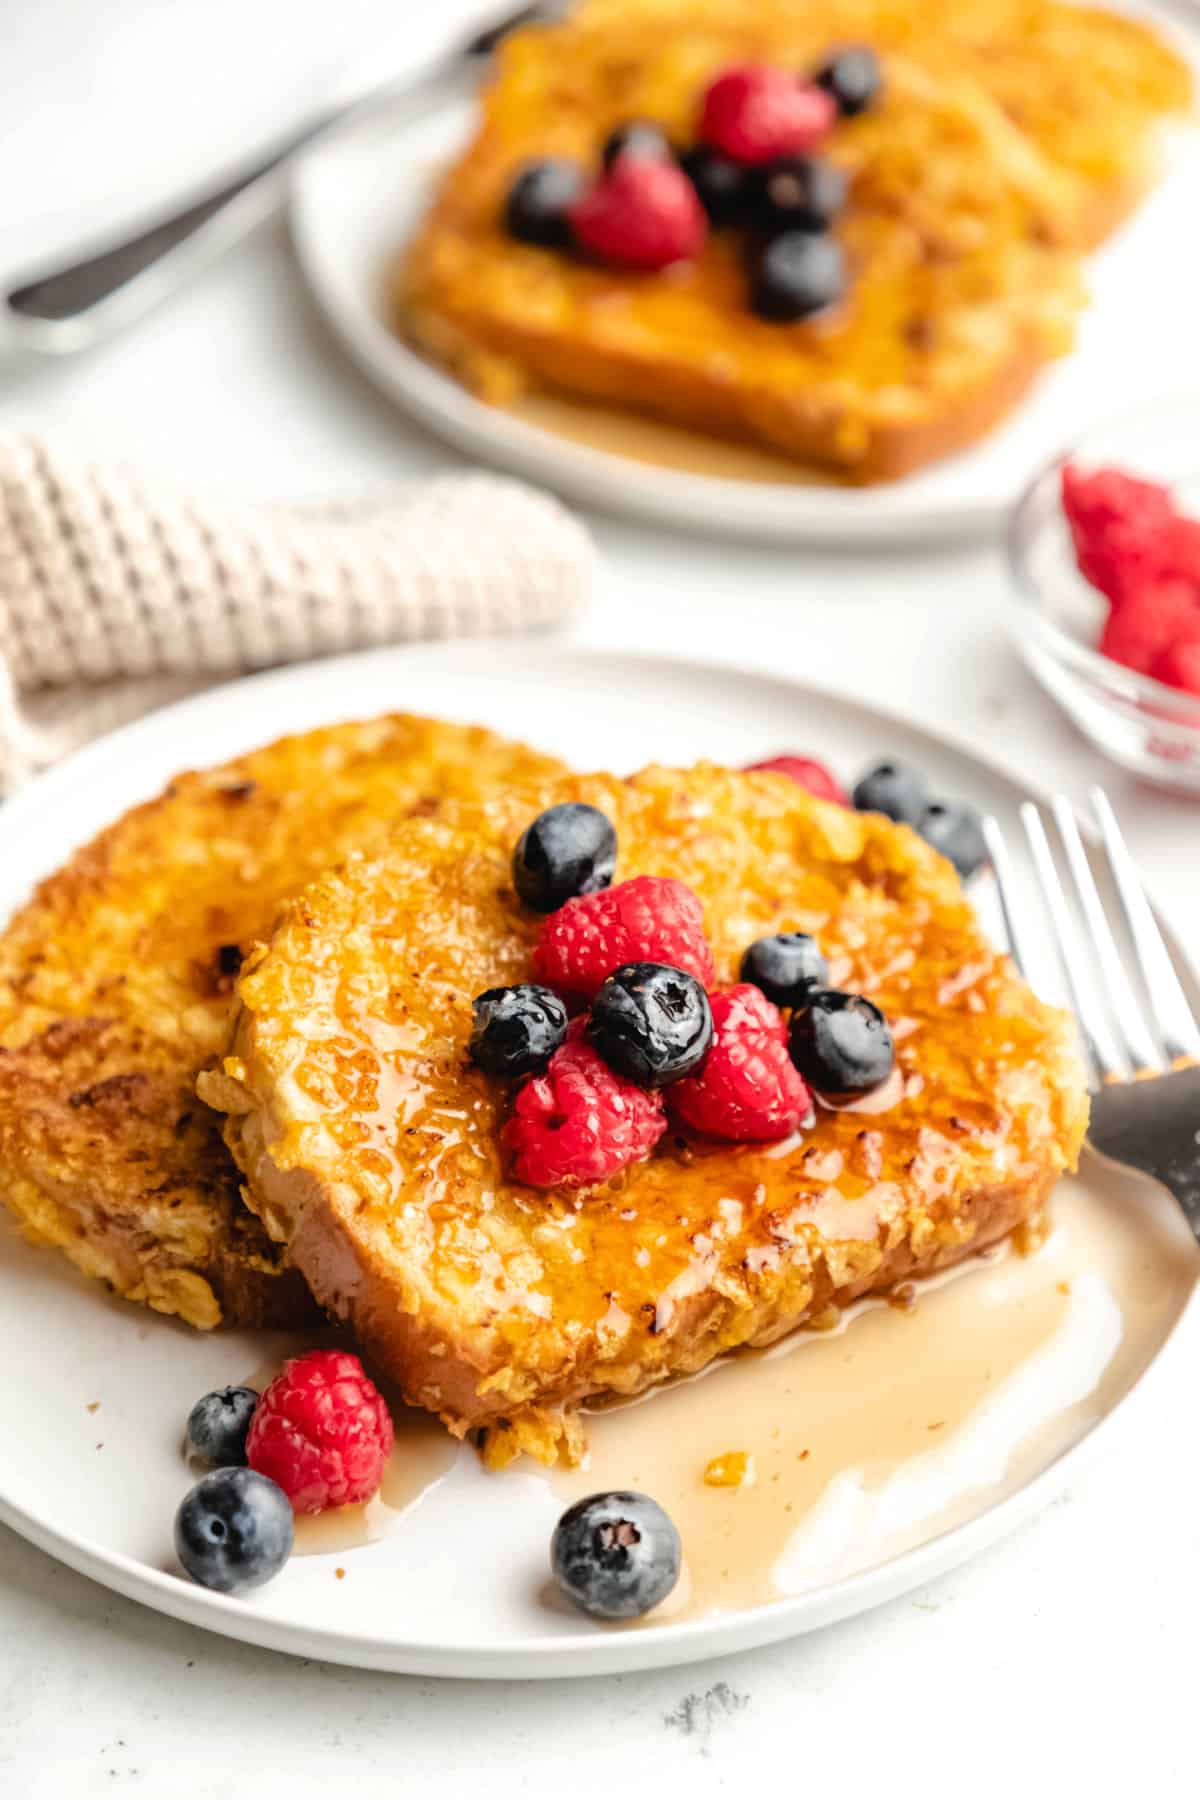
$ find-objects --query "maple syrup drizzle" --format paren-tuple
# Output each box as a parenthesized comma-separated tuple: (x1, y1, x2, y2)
(224, 1168, 1193, 1612)
(508, 393, 841, 486)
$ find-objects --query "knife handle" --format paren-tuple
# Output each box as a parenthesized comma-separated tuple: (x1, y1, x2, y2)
(0, 11, 520, 358)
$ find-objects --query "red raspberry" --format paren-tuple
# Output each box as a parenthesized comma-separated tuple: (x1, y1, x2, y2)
(246, 1349, 393, 1515)
(1061, 461, 1178, 607)
(1151, 634, 1200, 697)
(699, 65, 836, 165)
(1098, 578, 1198, 675)
(532, 875, 714, 1000)
(669, 984, 811, 1142)
(569, 157, 707, 269)
(502, 1019, 666, 1187)
(1061, 461, 1175, 540)
(744, 754, 847, 805)
(1163, 514, 1200, 587)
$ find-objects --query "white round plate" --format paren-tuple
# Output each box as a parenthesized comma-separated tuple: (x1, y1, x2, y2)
(290, 10, 1200, 545)
(0, 643, 1196, 1677)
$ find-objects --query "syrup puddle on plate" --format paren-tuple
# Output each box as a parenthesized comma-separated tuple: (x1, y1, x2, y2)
(508, 393, 842, 487)
(552, 1167, 1194, 1620)
(232, 1164, 1193, 1615)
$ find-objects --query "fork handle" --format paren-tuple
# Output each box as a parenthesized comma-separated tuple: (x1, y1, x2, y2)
(1089, 1065, 1200, 1246)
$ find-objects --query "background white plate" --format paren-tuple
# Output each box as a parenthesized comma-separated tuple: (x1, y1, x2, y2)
(0, 642, 1195, 1678)
(290, 7, 1200, 545)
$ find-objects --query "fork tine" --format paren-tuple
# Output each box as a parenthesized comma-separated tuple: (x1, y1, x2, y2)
(981, 815, 1034, 977)
(1090, 787, 1200, 1063)
(1050, 796, 1163, 1074)
(1020, 802, 1127, 1083)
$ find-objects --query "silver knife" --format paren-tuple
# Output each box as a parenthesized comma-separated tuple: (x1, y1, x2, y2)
(2, 4, 557, 359)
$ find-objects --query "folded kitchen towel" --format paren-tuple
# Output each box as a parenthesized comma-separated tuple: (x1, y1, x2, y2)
(0, 436, 592, 792)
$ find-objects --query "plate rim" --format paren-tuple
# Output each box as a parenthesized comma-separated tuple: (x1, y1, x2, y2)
(1, 639, 1196, 1677)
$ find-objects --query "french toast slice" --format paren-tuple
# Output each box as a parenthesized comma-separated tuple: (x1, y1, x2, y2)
(396, 0, 1190, 481)
(0, 716, 567, 1329)
(203, 766, 1089, 1463)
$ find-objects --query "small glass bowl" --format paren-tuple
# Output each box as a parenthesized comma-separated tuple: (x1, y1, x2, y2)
(1008, 401, 1200, 796)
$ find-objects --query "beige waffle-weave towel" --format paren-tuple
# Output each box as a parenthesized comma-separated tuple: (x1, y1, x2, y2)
(0, 436, 592, 791)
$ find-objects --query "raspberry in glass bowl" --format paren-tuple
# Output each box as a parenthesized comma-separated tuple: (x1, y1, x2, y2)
(1009, 401, 1200, 794)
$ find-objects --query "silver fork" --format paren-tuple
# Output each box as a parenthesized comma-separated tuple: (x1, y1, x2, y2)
(983, 788, 1200, 1245)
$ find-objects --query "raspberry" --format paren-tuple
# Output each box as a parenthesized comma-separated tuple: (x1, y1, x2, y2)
(744, 754, 847, 805)
(699, 65, 836, 165)
(669, 984, 812, 1142)
(1163, 514, 1200, 588)
(1061, 461, 1178, 607)
(569, 158, 707, 269)
(533, 875, 714, 1000)
(1151, 635, 1200, 697)
(246, 1349, 393, 1515)
(1061, 461, 1175, 541)
(502, 1019, 666, 1188)
(1098, 578, 1198, 675)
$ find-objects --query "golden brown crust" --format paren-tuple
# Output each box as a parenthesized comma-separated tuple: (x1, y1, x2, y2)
(0, 716, 568, 1328)
(394, 0, 1189, 482)
(207, 766, 1090, 1459)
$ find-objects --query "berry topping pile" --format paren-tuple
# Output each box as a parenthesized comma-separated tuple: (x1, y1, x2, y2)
(246, 1349, 394, 1516)
(477, 793, 903, 1190)
(500, 45, 882, 316)
(1061, 461, 1200, 697)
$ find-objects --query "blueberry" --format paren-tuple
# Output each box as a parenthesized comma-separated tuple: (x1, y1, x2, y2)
(751, 232, 845, 322)
(551, 1490, 681, 1620)
(602, 120, 672, 169)
(740, 933, 829, 1009)
(788, 990, 895, 1097)
(814, 46, 882, 117)
(174, 1467, 293, 1594)
(513, 802, 617, 912)
(851, 759, 932, 826)
(185, 1386, 259, 1466)
(587, 962, 713, 1087)
(471, 983, 568, 1076)
(917, 801, 988, 881)
(678, 144, 747, 225)
(752, 156, 847, 235)
(504, 158, 586, 247)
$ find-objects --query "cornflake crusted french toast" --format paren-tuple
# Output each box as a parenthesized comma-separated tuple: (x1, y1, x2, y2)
(202, 766, 1090, 1466)
(396, 0, 1190, 481)
(0, 716, 567, 1329)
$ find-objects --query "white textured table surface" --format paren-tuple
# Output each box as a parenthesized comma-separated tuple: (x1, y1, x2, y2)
(1, 4, 1198, 1794)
